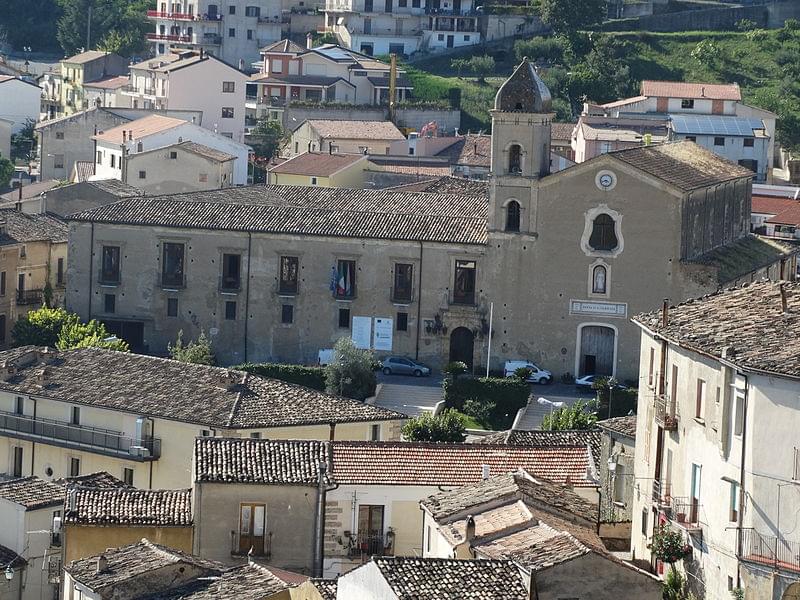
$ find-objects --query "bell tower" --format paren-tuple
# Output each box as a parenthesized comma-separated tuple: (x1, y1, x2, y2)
(488, 58, 554, 233)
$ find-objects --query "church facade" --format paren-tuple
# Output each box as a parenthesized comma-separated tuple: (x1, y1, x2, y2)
(66, 60, 795, 381)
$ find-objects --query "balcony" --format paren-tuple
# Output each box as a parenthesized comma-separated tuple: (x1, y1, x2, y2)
(741, 529, 800, 574)
(654, 394, 679, 430)
(200, 33, 222, 45)
(424, 7, 480, 15)
(652, 479, 672, 507)
(670, 497, 702, 533)
(17, 289, 43, 306)
(0, 410, 161, 461)
(347, 532, 394, 558)
(146, 33, 191, 42)
(147, 10, 195, 19)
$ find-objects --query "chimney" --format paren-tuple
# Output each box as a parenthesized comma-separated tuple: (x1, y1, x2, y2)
(123, 130, 127, 142)
(199, 47, 204, 59)
(95, 555, 108, 574)
(306, 32, 314, 49)
(661, 298, 670, 328)
(36, 367, 50, 388)
(465, 516, 476, 543)
(219, 369, 240, 390)
(481, 464, 490, 480)
(238, 58, 245, 71)
(780, 282, 789, 313)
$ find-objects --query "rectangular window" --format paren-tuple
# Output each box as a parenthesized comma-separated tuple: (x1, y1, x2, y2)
(690, 463, 701, 524)
(334, 260, 356, 298)
(238, 503, 266, 554)
(200, 429, 211, 437)
(743, 137, 755, 147)
(70, 406, 80, 425)
(12, 446, 23, 478)
(729, 481, 739, 522)
(412, 0, 419, 6)
(110, 154, 115, 168)
(222, 107, 234, 118)
(281, 304, 294, 324)
(681, 99, 694, 109)
(393, 263, 413, 303)
(57, 258, 65, 285)
(56, 131, 64, 140)
(225, 301, 237, 320)
(426, 526, 431, 552)
(54, 154, 64, 169)
(96, 151, 102, 164)
(101, 246, 121, 283)
(104, 293, 115, 314)
(228, 27, 236, 37)
(670, 364, 678, 406)
(396, 312, 408, 331)
(370, 424, 380, 441)
(648, 347, 655, 387)
(734, 392, 745, 436)
(641, 508, 648, 536)
(14, 397, 23, 415)
(0, 315, 5, 344)
(138, 170, 146, 179)
(250, 432, 261, 439)
(167, 297, 178, 317)
(222, 81, 235, 93)
(123, 468, 134, 486)
(357, 505, 385, 550)
(453, 259, 476, 305)
(1, 271, 6, 296)
(279, 256, 299, 294)
(685, 135, 696, 142)
(695, 379, 706, 420)
(247, 29, 253, 40)
(221, 253, 241, 290)
(714, 136, 725, 146)
(69, 457, 80, 477)
(338, 308, 350, 328)
(228, 5, 235, 13)
(162, 242, 185, 287)
(245, 5, 260, 15)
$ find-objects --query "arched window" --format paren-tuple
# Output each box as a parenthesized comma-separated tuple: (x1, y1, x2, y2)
(589, 213, 618, 251)
(505, 201, 520, 232)
(508, 144, 521, 174)
(592, 265, 607, 294)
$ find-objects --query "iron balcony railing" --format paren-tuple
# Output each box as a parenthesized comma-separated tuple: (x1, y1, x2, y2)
(671, 496, 701, 531)
(741, 529, 800, 574)
(348, 532, 393, 558)
(654, 394, 679, 430)
(652, 479, 672, 506)
(146, 33, 191, 42)
(16, 289, 43, 306)
(0, 410, 161, 460)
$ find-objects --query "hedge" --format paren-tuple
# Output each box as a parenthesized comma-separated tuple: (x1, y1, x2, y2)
(234, 363, 327, 391)
(443, 376, 530, 429)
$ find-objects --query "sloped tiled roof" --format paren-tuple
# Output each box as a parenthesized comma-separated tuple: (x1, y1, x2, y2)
(0, 209, 67, 246)
(597, 415, 637, 439)
(58, 471, 128, 488)
(65, 488, 192, 526)
(475, 429, 601, 466)
(550, 122, 576, 141)
(752, 195, 799, 216)
(687, 234, 796, 285)
(370, 557, 528, 600)
(84, 179, 144, 197)
(176, 141, 236, 163)
(136, 563, 290, 599)
(0, 179, 62, 202)
(0, 347, 405, 429)
(766, 203, 800, 226)
(84, 75, 129, 90)
(0, 476, 65, 510)
(194, 438, 329, 485)
(0, 544, 25, 569)
(474, 524, 590, 572)
(63, 50, 113, 64)
(435, 134, 492, 167)
(260, 39, 305, 54)
(94, 114, 187, 144)
(269, 152, 365, 176)
(633, 280, 800, 379)
(309, 578, 337, 600)
(641, 80, 741, 101)
(306, 119, 405, 140)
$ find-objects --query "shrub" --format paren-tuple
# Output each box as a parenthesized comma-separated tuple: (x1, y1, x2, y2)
(325, 337, 377, 401)
(463, 397, 495, 425)
(648, 525, 691, 566)
(168, 330, 215, 365)
(402, 409, 466, 442)
(514, 36, 565, 63)
(234, 363, 327, 391)
(57, 320, 129, 352)
(12, 307, 78, 347)
(443, 377, 529, 429)
(514, 367, 532, 380)
(541, 399, 598, 430)
(442, 361, 469, 378)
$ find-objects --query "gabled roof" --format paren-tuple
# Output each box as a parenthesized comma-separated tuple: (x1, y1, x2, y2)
(0, 347, 405, 429)
(65, 488, 192, 526)
(550, 122, 576, 141)
(84, 75, 129, 90)
(176, 141, 236, 163)
(0, 75, 40, 90)
(309, 578, 337, 600)
(600, 95, 648, 109)
(62, 50, 116, 64)
(368, 557, 528, 600)
(58, 471, 129, 489)
(268, 152, 366, 177)
(305, 119, 405, 141)
(641, 80, 741, 101)
(138, 563, 292, 600)
(0, 209, 68, 246)
(474, 429, 601, 466)
(260, 39, 305, 54)
(474, 524, 590, 572)
(0, 180, 62, 202)
(596, 415, 637, 439)
(766, 204, 800, 226)
(687, 234, 796, 285)
(752, 195, 799, 216)
(0, 476, 65, 510)
(93, 114, 188, 144)
(435, 134, 491, 168)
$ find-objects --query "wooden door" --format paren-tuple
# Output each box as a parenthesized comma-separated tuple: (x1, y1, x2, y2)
(239, 503, 266, 555)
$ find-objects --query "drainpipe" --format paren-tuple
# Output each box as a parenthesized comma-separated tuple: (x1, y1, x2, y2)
(30, 398, 36, 476)
(244, 233, 252, 362)
(313, 458, 339, 577)
(415, 241, 423, 361)
(87, 223, 95, 320)
(148, 417, 155, 490)
(735, 370, 749, 590)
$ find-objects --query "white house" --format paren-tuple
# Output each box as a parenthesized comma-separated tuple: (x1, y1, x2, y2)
(93, 113, 251, 185)
(630, 281, 800, 600)
(0, 76, 41, 134)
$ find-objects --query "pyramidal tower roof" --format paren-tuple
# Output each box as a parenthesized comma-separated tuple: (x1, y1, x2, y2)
(494, 58, 553, 114)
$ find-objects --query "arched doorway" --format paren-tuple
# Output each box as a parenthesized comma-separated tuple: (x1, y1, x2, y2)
(578, 325, 616, 377)
(784, 583, 800, 600)
(449, 327, 474, 369)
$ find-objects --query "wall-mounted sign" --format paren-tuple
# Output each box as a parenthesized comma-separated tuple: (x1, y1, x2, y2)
(351, 316, 372, 349)
(569, 299, 628, 318)
(373, 318, 393, 351)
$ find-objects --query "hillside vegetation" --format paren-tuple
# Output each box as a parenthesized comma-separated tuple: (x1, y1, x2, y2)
(407, 23, 800, 148)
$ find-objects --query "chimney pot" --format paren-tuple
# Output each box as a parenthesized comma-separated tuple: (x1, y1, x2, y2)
(96, 554, 108, 574)
(780, 282, 789, 313)
(481, 464, 490, 480)
(465, 515, 476, 542)
(661, 298, 670, 327)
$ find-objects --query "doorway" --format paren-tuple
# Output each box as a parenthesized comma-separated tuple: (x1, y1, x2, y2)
(446, 34, 454, 48)
(449, 327, 474, 369)
(578, 324, 615, 376)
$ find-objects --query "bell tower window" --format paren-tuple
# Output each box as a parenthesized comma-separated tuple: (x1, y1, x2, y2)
(505, 201, 520, 232)
(508, 144, 522, 174)
(589, 213, 618, 251)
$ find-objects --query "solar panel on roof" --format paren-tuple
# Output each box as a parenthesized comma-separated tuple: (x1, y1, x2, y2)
(668, 114, 765, 136)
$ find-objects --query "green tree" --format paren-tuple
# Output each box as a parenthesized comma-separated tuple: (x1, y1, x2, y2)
(451, 58, 468, 78)
(466, 55, 495, 82)
(168, 330, 216, 365)
(691, 39, 721, 68)
(568, 35, 635, 105)
(12, 307, 78, 347)
(249, 119, 290, 160)
(0, 0, 62, 54)
(324, 337, 377, 401)
(541, 399, 598, 430)
(0, 157, 13, 190)
(56, 0, 150, 57)
(539, 0, 606, 37)
(57, 319, 129, 351)
(10, 120, 36, 163)
(401, 409, 466, 442)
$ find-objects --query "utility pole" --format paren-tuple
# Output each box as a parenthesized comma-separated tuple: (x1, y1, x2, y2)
(86, 4, 92, 51)
(388, 53, 397, 124)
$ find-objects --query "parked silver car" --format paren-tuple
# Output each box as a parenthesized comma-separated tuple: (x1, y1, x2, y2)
(381, 356, 431, 377)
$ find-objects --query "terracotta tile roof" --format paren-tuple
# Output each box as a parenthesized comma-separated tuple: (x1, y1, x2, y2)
(375, 164, 452, 176)
(260, 39, 305, 54)
(65, 539, 224, 591)
(0, 347, 405, 429)
(641, 80, 741, 101)
(475, 429, 601, 467)
(435, 134, 492, 167)
(67, 185, 489, 245)
(634, 280, 800, 378)
(370, 557, 528, 599)
(0, 179, 61, 201)
(439, 500, 534, 545)
(309, 578, 337, 600)
(0, 476, 65, 510)
(551, 122, 576, 141)
(64, 488, 192, 526)
(609, 141, 753, 191)
(600, 95, 648, 109)
(766, 204, 800, 226)
(474, 524, 589, 572)
(331, 441, 595, 487)
(421, 176, 489, 196)
(687, 234, 796, 284)
(94, 114, 187, 144)
(136, 563, 290, 599)
(84, 179, 144, 197)
(269, 152, 365, 176)
(174, 141, 236, 163)
(84, 75, 129, 90)
(306, 119, 405, 140)
(752, 195, 799, 215)
(58, 471, 128, 488)
(63, 50, 113, 64)
(0, 209, 68, 246)
(597, 416, 637, 439)
(194, 438, 330, 485)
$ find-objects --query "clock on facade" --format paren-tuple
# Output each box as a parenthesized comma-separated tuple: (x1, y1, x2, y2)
(595, 170, 617, 191)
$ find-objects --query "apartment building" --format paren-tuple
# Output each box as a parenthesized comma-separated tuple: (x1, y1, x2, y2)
(0, 76, 41, 134)
(124, 50, 249, 142)
(630, 281, 800, 600)
(58, 51, 128, 116)
(82, 75, 133, 110)
(146, 0, 282, 65)
(289, 119, 405, 156)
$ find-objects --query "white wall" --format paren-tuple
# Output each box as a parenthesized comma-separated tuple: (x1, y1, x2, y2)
(0, 79, 41, 134)
(336, 561, 399, 600)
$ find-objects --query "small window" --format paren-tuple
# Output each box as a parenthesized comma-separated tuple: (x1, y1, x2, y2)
(393, 263, 413, 302)
(228, 27, 236, 37)
(200, 429, 212, 437)
(101, 246, 121, 283)
(12, 447, 23, 478)
(592, 264, 607, 294)
(438, 34, 444, 41)
(250, 432, 262, 439)
(681, 99, 694, 109)
(57, 258, 65, 285)
(648, 347, 655, 387)
(123, 468, 134, 486)
(714, 137, 725, 147)
(281, 304, 294, 324)
(743, 137, 755, 147)
(685, 136, 696, 142)
(729, 481, 739, 522)
(1, 271, 5, 296)
(508, 144, 522, 174)
(169, 151, 178, 159)
(695, 379, 706, 420)
(14, 396, 23, 415)
(353, 70, 368, 77)
(334, 260, 356, 298)
(69, 457, 80, 477)
(137, 142, 143, 152)
(110, 154, 116, 168)
(589, 213, 618, 252)
(222, 107, 234, 118)
(70, 405, 81, 425)
(167, 297, 178, 317)
(734, 392, 745, 436)
(162, 242, 185, 288)
(453, 260, 476, 305)
(641, 508, 648, 536)
(138, 170, 146, 179)
(221, 253, 241, 290)
(55, 131, 64, 140)
(396, 312, 408, 331)
(279, 256, 299, 294)
(228, 5, 235, 13)
(104, 293, 116, 314)
(338, 308, 350, 328)
(225, 300, 237, 320)
(505, 200, 520, 231)
(245, 5, 260, 16)
(370, 424, 381, 441)
(53, 154, 64, 169)
(247, 29, 253, 40)
(222, 81, 235, 93)
(310, 177, 318, 185)
(96, 151, 102, 164)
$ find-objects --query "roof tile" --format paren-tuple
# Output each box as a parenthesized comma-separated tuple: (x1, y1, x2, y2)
(65, 488, 192, 526)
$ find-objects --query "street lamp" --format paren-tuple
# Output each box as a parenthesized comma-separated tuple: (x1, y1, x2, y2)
(537, 397, 564, 430)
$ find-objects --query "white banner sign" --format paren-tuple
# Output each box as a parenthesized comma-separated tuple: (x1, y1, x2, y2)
(373, 317, 393, 351)
(569, 299, 628, 318)
(351, 316, 372, 349)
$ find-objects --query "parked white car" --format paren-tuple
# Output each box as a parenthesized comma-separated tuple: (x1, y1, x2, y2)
(503, 360, 552, 384)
